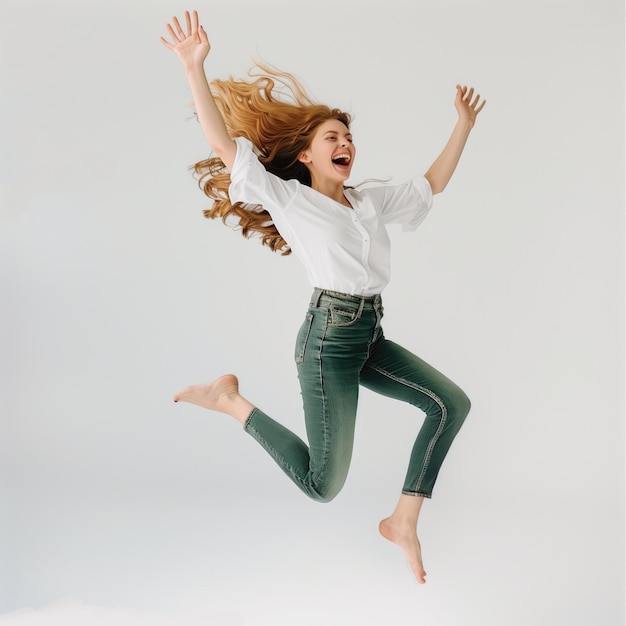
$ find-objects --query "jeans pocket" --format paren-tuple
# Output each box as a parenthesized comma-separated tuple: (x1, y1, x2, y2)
(329, 303, 361, 327)
(294, 311, 314, 364)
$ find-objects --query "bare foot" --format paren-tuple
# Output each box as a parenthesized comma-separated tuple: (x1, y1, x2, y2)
(173, 374, 255, 425)
(379, 517, 427, 584)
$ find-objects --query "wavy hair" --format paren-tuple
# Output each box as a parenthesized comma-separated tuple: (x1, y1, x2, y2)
(192, 62, 352, 255)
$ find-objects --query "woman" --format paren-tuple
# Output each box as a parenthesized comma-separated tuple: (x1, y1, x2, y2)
(160, 9, 485, 584)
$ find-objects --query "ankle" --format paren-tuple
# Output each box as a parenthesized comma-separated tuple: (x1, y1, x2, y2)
(227, 395, 256, 425)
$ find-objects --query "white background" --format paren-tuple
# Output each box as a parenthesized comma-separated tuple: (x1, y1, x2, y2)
(1, 1, 624, 625)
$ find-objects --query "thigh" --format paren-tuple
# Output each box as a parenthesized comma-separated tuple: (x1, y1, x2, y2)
(295, 303, 370, 465)
(360, 336, 470, 415)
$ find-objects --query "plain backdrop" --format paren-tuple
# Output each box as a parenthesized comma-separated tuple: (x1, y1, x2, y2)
(1, 1, 624, 625)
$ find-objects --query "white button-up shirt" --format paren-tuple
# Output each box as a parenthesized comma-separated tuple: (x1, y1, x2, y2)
(228, 136, 433, 296)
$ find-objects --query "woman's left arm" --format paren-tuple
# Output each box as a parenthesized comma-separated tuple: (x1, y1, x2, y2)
(424, 85, 486, 194)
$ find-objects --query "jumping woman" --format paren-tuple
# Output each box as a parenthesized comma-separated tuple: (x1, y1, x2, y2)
(160, 9, 485, 584)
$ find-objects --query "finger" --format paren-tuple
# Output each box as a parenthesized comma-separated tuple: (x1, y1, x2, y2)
(465, 87, 474, 103)
(185, 10, 192, 34)
(471, 92, 484, 109)
(199, 25, 209, 43)
(173, 16, 185, 37)
(159, 36, 174, 49)
(192, 10, 199, 32)
(159, 35, 174, 49)
(166, 23, 181, 43)
(475, 99, 486, 114)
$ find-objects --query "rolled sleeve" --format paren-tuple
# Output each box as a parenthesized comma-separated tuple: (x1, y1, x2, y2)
(228, 136, 267, 206)
(228, 136, 297, 211)
(365, 177, 433, 232)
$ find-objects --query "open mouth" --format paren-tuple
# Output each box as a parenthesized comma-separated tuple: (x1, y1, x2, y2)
(332, 153, 352, 168)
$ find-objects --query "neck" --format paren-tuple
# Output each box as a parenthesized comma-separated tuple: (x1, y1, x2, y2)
(311, 178, 350, 207)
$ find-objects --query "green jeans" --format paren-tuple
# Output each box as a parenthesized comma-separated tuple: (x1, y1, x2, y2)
(244, 288, 470, 502)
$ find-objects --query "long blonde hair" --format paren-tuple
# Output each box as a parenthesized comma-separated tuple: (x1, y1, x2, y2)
(193, 62, 352, 255)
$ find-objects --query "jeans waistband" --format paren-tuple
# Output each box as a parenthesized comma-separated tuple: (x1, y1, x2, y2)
(310, 288, 382, 309)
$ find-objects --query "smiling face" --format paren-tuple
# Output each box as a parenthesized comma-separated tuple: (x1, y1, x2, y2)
(297, 118, 356, 188)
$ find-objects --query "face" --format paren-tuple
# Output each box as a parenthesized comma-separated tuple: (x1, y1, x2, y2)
(298, 119, 356, 186)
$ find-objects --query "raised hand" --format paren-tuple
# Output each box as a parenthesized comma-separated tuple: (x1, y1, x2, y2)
(160, 10, 209, 69)
(424, 86, 487, 193)
(454, 85, 486, 126)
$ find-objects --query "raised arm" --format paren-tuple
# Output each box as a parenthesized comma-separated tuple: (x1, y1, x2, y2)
(424, 85, 486, 195)
(160, 10, 237, 170)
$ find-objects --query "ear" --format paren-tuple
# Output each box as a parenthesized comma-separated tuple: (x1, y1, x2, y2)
(297, 149, 312, 164)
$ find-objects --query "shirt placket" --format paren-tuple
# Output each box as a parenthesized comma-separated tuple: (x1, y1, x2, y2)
(350, 208, 373, 291)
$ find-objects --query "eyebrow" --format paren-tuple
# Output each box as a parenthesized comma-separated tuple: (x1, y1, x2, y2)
(324, 130, 352, 136)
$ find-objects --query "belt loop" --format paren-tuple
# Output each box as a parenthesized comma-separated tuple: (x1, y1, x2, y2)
(310, 287, 323, 308)
(357, 296, 365, 318)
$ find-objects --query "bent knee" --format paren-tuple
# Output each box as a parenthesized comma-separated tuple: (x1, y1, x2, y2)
(456, 389, 471, 418)
(308, 474, 346, 503)
(442, 387, 471, 425)
(312, 491, 338, 504)
(309, 487, 340, 504)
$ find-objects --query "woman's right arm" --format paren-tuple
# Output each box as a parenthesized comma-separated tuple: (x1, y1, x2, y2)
(160, 10, 237, 170)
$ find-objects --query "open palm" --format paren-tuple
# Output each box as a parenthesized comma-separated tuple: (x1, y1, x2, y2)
(160, 10, 209, 68)
(454, 85, 486, 125)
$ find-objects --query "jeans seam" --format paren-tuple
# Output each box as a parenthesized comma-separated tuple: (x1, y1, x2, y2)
(362, 305, 383, 360)
(243, 407, 259, 430)
(318, 311, 330, 483)
(366, 364, 447, 494)
(401, 489, 432, 499)
(295, 312, 314, 364)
